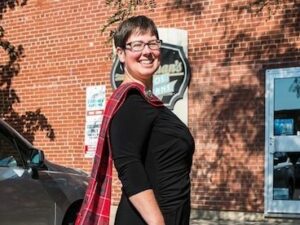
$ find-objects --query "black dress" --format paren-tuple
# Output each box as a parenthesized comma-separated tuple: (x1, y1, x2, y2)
(109, 90, 195, 225)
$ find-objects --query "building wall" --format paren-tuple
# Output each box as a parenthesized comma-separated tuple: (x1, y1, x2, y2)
(1, 0, 300, 213)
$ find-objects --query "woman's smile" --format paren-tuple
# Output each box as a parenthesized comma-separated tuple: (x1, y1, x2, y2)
(117, 31, 161, 87)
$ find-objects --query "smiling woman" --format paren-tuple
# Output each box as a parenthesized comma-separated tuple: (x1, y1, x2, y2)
(76, 15, 194, 225)
(115, 22, 162, 91)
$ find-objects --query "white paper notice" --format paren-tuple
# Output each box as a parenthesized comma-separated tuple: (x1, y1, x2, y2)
(84, 85, 106, 158)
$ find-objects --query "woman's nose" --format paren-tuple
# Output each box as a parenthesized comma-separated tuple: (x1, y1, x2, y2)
(142, 44, 152, 54)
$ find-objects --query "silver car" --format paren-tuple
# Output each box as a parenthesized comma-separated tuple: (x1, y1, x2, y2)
(0, 119, 88, 225)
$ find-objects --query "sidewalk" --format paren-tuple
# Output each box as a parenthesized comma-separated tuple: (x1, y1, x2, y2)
(110, 206, 300, 225)
(190, 218, 300, 225)
(189, 210, 300, 225)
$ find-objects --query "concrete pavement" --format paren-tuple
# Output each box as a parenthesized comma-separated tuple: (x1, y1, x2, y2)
(190, 218, 300, 225)
(189, 210, 300, 225)
(110, 206, 300, 225)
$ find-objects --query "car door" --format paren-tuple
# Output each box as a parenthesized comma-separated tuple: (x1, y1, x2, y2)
(0, 128, 55, 225)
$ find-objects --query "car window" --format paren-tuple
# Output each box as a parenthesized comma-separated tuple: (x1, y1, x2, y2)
(0, 132, 23, 167)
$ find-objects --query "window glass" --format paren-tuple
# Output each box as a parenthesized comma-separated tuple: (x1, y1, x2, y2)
(273, 152, 300, 200)
(0, 132, 23, 167)
(274, 78, 300, 136)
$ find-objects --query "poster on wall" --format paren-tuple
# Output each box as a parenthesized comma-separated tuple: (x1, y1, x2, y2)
(84, 85, 106, 158)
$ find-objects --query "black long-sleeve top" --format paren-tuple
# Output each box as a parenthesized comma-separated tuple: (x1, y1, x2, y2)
(109, 90, 195, 211)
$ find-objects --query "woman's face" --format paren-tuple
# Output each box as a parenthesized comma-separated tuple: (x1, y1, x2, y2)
(117, 31, 161, 84)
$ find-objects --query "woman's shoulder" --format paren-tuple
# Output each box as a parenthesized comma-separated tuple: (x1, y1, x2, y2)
(111, 82, 145, 99)
(123, 89, 151, 107)
(111, 89, 159, 125)
(109, 82, 163, 111)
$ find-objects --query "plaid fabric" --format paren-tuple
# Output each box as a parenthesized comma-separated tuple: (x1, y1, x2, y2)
(75, 82, 164, 225)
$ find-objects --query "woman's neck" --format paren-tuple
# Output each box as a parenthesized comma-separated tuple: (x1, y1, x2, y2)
(122, 71, 152, 91)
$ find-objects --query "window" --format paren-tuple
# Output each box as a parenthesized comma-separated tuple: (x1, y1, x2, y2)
(0, 132, 23, 167)
(274, 78, 300, 136)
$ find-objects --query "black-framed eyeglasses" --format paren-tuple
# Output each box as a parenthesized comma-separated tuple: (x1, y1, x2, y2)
(125, 40, 162, 52)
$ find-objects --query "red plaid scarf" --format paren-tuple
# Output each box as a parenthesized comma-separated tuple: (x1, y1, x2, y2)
(75, 82, 164, 225)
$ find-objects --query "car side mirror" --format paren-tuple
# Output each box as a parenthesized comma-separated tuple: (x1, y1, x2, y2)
(28, 149, 45, 168)
(28, 149, 45, 179)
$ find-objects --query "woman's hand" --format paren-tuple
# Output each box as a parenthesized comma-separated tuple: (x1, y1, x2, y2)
(129, 189, 165, 225)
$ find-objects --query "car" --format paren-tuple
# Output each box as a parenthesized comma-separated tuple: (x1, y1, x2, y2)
(273, 152, 295, 200)
(0, 119, 88, 225)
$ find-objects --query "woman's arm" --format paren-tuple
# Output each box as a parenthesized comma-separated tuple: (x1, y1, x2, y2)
(129, 189, 165, 225)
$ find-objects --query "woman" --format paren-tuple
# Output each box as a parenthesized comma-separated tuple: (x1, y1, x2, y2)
(76, 15, 194, 225)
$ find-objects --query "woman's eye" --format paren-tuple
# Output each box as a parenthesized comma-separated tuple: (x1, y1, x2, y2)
(132, 43, 143, 48)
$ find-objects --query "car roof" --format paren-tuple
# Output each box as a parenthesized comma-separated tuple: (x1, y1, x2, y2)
(0, 118, 34, 149)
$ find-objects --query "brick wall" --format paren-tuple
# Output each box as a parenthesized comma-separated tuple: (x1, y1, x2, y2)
(1, 0, 299, 213)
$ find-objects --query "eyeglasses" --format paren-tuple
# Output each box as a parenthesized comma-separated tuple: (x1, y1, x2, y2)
(125, 40, 162, 52)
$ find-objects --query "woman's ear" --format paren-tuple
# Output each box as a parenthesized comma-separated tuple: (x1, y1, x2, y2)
(116, 47, 125, 63)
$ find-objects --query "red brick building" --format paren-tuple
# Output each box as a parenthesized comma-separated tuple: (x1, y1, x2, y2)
(1, 0, 300, 221)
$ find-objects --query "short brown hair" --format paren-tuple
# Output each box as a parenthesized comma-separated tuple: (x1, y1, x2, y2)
(114, 15, 159, 49)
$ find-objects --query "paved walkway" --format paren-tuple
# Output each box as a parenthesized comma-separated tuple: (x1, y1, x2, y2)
(190, 218, 300, 225)
(190, 214, 300, 225)
(189, 209, 300, 225)
(110, 206, 300, 225)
